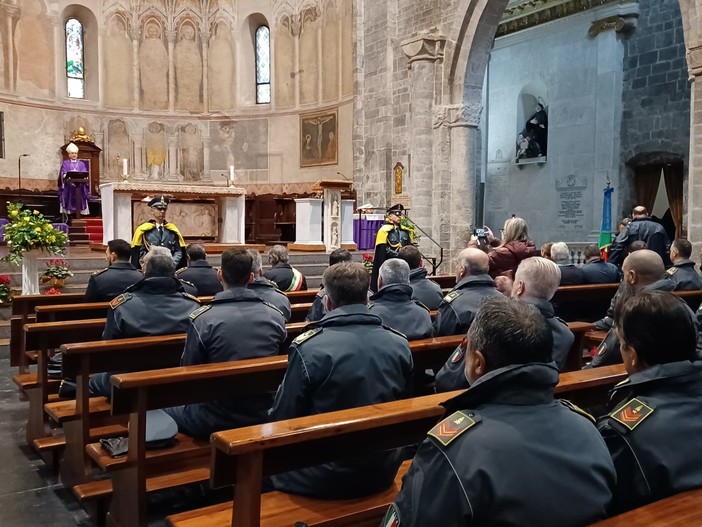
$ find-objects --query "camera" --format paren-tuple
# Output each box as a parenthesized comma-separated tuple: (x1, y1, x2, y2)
(472, 228, 488, 239)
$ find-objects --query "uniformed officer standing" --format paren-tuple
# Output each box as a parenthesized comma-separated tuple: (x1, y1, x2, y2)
(370, 204, 414, 292)
(84, 239, 143, 302)
(269, 262, 413, 499)
(368, 258, 433, 340)
(247, 249, 292, 321)
(436, 257, 574, 392)
(434, 248, 502, 337)
(175, 243, 223, 296)
(165, 249, 287, 438)
(398, 245, 443, 310)
(89, 249, 200, 398)
(666, 238, 702, 290)
(386, 297, 615, 527)
(305, 248, 352, 322)
(598, 292, 702, 514)
(131, 195, 187, 268)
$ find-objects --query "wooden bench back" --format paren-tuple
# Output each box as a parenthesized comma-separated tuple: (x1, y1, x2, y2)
(590, 487, 702, 526)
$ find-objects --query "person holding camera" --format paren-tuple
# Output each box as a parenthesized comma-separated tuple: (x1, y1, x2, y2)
(469, 217, 535, 280)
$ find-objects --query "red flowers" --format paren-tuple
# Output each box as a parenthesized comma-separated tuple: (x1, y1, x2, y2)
(0, 275, 11, 286)
(45, 287, 62, 295)
(362, 253, 374, 262)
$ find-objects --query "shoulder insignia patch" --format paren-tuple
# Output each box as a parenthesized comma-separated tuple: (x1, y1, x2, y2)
(175, 267, 186, 275)
(92, 267, 109, 276)
(610, 398, 655, 431)
(189, 304, 212, 320)
(450, 345, 465, 364)
(596, 339, 608, 356)
(414, 300, 430, 312)
(559, 399, 596, 424)
(367, 302, 375, 309)
(110, 294, 130, 309)
(428, 411, 479, 447)
(381, 504, 400, 527)
(666, 267, 679, 276)
(262, 300, 284, 316)
(443, 291, 461, 304)
(182, 292, 200, 303)
(292, 327, 322, 346)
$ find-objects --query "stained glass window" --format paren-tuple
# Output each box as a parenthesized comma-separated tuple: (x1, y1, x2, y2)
(66, 18, 84, 99)
(255, 25, 271, 104)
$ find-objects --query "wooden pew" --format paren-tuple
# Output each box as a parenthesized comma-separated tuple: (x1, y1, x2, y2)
(73, 335, 464, 526)
(165, 363, 627, 527)
(552, 283, 619, 322)
(589, 488, 702, 526)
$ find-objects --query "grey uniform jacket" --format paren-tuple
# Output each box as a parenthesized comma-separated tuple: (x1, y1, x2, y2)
(305, 287, 326, 322)
(598, 360, 702, 514)
(434, 275, 503, 337)
(435, 297, 574, 392)
(269, 304, 414, 499)
(248, 277, 292, 321)
(368, 283, 433, 340)
(408, 268, 443, 310)
(177, 287, 287, 438)
(389, 363, 615, 527)
(665, 259, 702, 291)
(84, 261, 143, 302)
(102, 276, 200, 340)
(175, 261, 223, 296)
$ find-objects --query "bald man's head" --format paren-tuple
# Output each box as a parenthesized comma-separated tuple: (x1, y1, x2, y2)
(622, 249, 665, 288)
(456, 248, 490, 282)
(632, 206, 648, 218)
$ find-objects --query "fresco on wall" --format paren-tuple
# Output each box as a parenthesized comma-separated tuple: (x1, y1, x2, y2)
(175, 21, 202, 110)
(209, 21, 234, 110)
(211, 120, 269, 172)
(140, 20, 168, 110)
(300, 110, 337, 167)
(144, 121, 167, 180)
(107, 119, 131, 180)
(105, 15, 133, 108)
(179, 123, 203, 181)
(15, 0, 54, 97)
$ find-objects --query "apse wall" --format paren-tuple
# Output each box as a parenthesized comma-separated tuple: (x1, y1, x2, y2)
(0, 0, 352, 191)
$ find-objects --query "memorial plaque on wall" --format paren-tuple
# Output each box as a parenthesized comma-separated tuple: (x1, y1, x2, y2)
(555, 175, 587, 230)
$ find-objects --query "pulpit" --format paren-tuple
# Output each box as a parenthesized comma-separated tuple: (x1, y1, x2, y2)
(60, 141, 101, 196)
(64, 171, 89, 218)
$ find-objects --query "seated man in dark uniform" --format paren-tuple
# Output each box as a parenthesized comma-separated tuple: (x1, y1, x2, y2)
(386, 297, 615, 527)
(130, 195, 186, 268)
(434, 248, 502, 337)
(581, 243, 621, 284)
(165, 249, 287, 438)
(551, 241, 585, 285)
(263, 244, 308, 291)
(305, 248, 352, 322)
(175, 243, 223, 296)
(247, 249, 291, 321)
(666, 238, 702, 290)
(368, 258, 433, 340)
(397, 245, 443, 310)
(268, 261, 413, 499)
(598, 292, 702, 514)
(436, 257, 574, 392)
(84, 239, 143, 302)
(89, 249, 200, 398)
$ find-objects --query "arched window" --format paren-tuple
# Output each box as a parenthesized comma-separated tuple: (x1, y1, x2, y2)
(255, 25, 271, 104)
(65, 18, 85, 99)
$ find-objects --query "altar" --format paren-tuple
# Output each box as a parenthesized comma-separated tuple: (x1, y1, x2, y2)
(100, 182, 246, 245)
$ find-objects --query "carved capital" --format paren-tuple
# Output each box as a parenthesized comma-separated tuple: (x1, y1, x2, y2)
(401, 31, 446, 66)
(201, 136, 211, 147)
(129, 28, 141, 41)
(688, 44, 702, 78)
(433, 103, 482, 129)
(2, 4, 19, 19)
(166, 30, 177, 43)
(588, 15, 637, 38)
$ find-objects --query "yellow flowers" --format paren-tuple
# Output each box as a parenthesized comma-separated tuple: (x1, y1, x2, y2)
(34, 227, 42, 233)
(23, 216, 30, 222)
(10, 210, 18, 217)
(45, 224, 53, 231)
(33, 210, 39, 215)
(48, 236, 56, 243)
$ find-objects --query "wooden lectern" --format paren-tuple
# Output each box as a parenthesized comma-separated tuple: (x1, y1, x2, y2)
(64, 171, 89, 218)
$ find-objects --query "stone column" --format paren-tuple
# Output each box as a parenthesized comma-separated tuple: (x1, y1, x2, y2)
(201, 28, 210, 113)
(97, 27, 105, 108)
(130, 28, 140, 110)
(202, 136, 211, 181)
(166, 30, 176, 112)
(133, 136, 143, 176)
(4, 5, 18, 91)
(167, 134, 178, 181)
(686, 45, 702, 260)
(401, 32, 446, 244)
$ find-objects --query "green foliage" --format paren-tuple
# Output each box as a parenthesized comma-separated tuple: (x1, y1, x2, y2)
(400, 217, 420, 244)
(3, 202, 69, 265)
(42, 259, 73, 279)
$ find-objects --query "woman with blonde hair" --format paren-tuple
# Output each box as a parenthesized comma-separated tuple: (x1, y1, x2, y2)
(470, 217, 535, 279)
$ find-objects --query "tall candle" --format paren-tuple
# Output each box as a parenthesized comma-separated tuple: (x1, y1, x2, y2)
(229, 165, 234, 180)
(122, 158, 128, 176)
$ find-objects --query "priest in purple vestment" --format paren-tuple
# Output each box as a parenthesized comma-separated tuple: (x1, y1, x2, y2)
(58, 142, 90, 216)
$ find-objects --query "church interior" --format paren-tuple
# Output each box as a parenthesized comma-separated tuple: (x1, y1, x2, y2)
(2, 0, 702, 525)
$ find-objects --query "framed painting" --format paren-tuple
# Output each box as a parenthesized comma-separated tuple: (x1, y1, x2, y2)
(300, 110, 337, 167)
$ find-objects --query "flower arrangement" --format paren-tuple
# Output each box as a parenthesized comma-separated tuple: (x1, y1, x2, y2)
(362, 253, 374, 274)
(42, 259, 73, 280)
(0, 274, 12, 304)
(45, 287, 62, 295)
(400, 217, 420, 243)
(3, 203, 69, 265)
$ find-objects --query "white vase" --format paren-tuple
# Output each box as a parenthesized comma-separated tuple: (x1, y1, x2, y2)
(21, 249, 41, 295)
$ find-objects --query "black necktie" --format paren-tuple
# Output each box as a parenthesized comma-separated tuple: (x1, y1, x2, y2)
(158, 226, 163, 239)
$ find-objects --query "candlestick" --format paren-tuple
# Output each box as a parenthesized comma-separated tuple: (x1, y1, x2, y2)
(122, 158, 128, 176)
(229, 165, 234, 181)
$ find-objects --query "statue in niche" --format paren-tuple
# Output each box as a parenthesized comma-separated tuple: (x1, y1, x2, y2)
(105, 16, 133, 108)
(175, 22, 202, 110)
(516, 101, 548, 163)
(140, 22, 168, 110)
(208, 22, 233, 111)
(179, 124, 203, 182)
(145, 122, 166, 180)
(108, 120, 131, 181)
(15, 0, 54, 96)
(331, 198, 339, 218)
